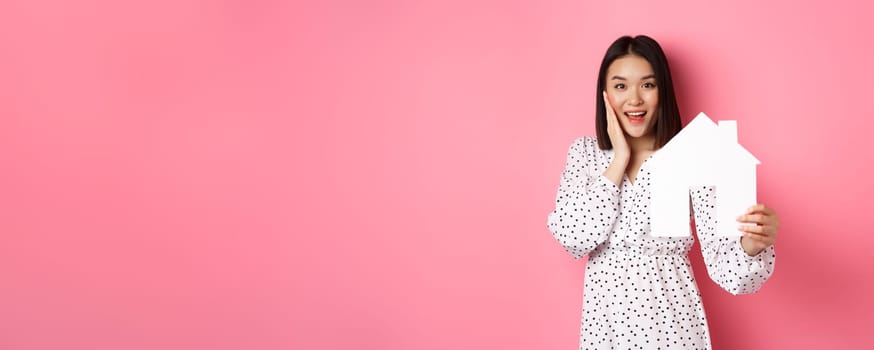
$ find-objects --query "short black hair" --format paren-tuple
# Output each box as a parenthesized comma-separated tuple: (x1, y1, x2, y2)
(595, 35, 681, 150)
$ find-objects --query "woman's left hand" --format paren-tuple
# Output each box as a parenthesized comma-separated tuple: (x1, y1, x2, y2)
(737, 204, 779, 256)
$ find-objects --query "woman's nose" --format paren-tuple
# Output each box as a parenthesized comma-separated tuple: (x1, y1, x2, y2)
(628, 91, 643, 105)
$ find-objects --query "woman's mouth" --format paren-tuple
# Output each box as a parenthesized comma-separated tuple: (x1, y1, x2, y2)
(624, 111, 647, 124)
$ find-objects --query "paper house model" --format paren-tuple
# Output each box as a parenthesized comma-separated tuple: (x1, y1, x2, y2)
(648, 112, 760, 237)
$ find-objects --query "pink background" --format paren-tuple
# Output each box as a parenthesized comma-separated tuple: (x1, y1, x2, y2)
(1, 0, 872, 349)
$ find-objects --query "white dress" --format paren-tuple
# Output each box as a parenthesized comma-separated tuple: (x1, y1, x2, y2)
(547, 137, 776, 350)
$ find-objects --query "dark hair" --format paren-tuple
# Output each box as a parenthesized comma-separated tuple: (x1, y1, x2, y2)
(595, 35, 681, 150)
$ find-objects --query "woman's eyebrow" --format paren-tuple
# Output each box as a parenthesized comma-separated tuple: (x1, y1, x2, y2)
(610, 74, 656, 80)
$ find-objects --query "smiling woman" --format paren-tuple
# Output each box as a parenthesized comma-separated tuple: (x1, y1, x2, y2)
(605, 56, 658, 139)
(546, 35, 780, 350)
(603, 55, 660, 185)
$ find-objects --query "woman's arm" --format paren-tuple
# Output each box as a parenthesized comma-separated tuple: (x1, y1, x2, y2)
(692, 186, 776, 295)
(546, 137, 622, 259)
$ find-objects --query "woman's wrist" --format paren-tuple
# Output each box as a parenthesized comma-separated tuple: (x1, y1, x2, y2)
(603, 156, 629, 187)
(740, 236, 764, 256)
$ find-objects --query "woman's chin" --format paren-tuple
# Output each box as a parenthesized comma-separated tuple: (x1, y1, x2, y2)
(625, 130, 651, 139)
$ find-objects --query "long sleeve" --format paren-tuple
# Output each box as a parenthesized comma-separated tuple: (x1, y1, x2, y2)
(691, 186, 776, 295)
(546, 137, 621, 259)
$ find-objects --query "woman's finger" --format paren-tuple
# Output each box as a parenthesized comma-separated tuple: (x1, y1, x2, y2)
(745, 204, 777, 216)
(739, 224, 769, 236)
(736, 214, 766, 224)
(603, 91, 617, 125)
(744, 205, 761, 215)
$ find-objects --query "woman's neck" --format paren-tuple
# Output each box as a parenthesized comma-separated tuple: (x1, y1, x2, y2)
(628, 135, 656, 155)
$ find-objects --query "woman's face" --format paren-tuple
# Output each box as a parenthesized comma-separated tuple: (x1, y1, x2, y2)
(605, 55, 659, 139)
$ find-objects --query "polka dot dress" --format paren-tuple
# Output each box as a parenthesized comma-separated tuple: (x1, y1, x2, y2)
(547, 137, 776, 350)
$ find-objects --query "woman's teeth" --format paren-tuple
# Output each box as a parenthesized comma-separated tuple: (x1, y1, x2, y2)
(625, 111, 646, 124)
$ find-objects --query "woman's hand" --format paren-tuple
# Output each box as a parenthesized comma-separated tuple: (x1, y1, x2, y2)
(601, 91, 630, 187)
(603, 91, 630, 159)
(737, 204, 779, 256)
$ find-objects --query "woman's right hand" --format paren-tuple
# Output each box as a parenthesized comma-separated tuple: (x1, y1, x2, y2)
(603, 91, 630, 160)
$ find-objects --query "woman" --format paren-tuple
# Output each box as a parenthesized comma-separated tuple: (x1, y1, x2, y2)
(546, 35, 778, 349)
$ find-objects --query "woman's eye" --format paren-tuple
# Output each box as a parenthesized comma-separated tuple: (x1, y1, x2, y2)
(643, 82, 656, 88)
(614, 83, 625, 89)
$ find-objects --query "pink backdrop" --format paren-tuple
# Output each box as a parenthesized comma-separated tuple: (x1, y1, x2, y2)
(1, 0, 872, 349)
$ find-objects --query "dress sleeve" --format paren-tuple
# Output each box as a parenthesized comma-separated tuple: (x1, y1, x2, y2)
(546, 137, 621, 259)
(691, 186, 776, 295)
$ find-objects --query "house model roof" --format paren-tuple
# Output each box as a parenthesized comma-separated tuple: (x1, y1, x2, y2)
(656, 112, 760, 165)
